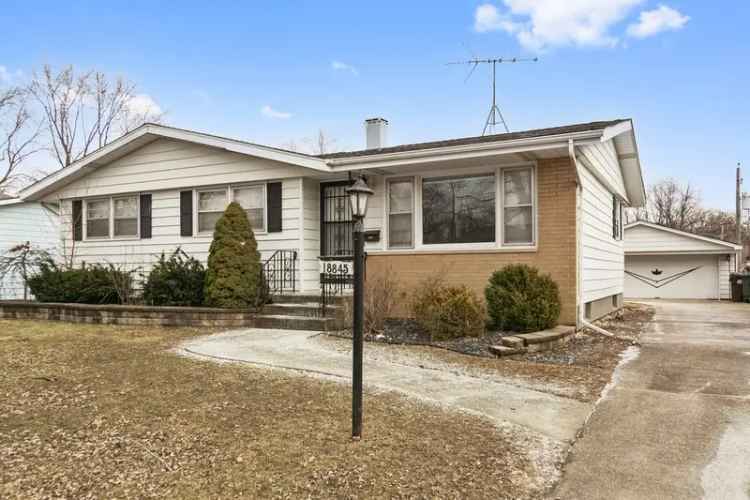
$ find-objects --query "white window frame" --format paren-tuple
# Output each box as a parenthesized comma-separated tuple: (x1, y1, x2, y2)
(112, 195, 140, 239)
(501, 166, 536, 247)
(381, 162, 538, 252)
(192, 183, 269, 237)
(82, 195, 141, 241)
(231, 183, 268, 235)
(84, 197, 111, 240)
(386, 177, 414, 249)
(195, 187, 229, 236)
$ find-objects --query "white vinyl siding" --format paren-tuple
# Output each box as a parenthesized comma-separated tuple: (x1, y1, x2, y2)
(580, 165, 624, 303)
(579, 141, 628, 201)
(624, 225, 736, 253)
(301, 177, 321, 292)
(56, 139, 313, 291)
(0, 202, 60, 300)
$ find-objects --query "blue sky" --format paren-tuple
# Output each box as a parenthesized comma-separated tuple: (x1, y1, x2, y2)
(2, 1, 748, 209)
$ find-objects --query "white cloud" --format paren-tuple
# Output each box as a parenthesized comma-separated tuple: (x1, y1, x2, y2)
(474, 4, 521, 33)
(331, 60, 358, 76)
(125, 94, 162, 117)
(0, 65, 23, 84)
(261, 105, 292, 119)
(627, 5, 689, 38)
(474, 0, 645, 51)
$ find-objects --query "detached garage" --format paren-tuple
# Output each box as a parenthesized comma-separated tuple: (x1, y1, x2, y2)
(624, 222, 742, 300)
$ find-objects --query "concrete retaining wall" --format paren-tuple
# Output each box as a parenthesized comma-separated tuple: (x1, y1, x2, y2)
(0, 300, 261, 327)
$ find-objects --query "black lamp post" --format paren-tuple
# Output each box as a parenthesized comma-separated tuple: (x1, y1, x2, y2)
(346, 175, 374, 440)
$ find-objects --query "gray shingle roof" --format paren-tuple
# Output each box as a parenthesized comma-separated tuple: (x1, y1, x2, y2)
(318, 119, 628, 160)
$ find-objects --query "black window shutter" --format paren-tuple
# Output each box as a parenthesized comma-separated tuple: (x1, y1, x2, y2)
(72, 200, 83, 241)
(267, 182, 282, 232)
(140, 194, 152, 239)
(180, 191, 193, 237)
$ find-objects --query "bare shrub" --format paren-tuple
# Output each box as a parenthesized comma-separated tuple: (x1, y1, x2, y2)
(338, 268, 404, 335)
(411, 276, 486, 341)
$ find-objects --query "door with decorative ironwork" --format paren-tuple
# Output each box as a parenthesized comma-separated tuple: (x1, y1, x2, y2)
(320, 181, 354, 257)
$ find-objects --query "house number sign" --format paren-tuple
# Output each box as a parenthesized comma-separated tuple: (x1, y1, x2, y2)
(320, 260, 352, 276)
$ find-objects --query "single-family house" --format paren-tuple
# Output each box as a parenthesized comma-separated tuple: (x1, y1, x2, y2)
(0, 196, 60, 299)
(18, 118, 646, 326)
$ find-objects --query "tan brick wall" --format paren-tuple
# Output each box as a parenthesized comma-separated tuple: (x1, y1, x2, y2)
(366, 157, 579, 325)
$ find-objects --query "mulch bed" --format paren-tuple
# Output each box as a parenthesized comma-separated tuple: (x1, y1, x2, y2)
(331, 318, 509, 357)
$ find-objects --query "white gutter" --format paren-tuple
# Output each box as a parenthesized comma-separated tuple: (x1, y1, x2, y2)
(326, 129, 605, 169)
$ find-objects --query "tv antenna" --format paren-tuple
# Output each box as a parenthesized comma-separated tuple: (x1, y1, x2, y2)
(447, 57, 538, 135)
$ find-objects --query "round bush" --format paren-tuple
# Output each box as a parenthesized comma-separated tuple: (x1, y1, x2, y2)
(204, 202, 263, 308)
(485, 264, 561, 333)
(142, 248, 206, 306)
(412, 277, 486, 341)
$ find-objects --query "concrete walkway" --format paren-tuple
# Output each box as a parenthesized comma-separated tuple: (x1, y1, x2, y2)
(552, 300, 750, 500)
(178, 329, 591, 445)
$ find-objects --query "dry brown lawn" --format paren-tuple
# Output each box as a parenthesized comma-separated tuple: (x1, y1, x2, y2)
(0, 320, 541, 499)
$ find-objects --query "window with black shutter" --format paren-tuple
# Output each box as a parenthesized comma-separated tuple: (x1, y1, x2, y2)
(267, 182, 282, 233)
(140, 194, 152, 239)
(180, 190, 193, 237)
(72, 199, 83, 241)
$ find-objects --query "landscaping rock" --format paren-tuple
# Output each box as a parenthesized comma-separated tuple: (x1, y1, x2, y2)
(488, 345, 526, 357)
(501, 336, 525, 349)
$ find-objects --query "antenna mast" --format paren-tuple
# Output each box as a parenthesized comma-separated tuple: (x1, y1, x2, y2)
(447, 57, 537, 135)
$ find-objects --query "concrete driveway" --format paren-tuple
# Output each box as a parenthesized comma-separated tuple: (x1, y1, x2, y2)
(552, 300, 750, 500)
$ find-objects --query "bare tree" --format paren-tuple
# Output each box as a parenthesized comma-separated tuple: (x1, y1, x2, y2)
(641, 178, 703, 232)
(0, 86, 39, 192)
(306, 129, 338, 155)
(28, 65, 163, 169)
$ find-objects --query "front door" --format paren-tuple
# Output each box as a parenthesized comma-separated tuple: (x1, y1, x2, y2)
(320, 181, 354, 257)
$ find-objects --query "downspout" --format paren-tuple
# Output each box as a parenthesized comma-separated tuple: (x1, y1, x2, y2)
(569, 139, 615, 338)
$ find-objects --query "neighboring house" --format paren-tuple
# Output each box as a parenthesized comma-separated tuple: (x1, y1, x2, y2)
(0, 196, 60, 299)
(624, 221, 742, 300)
(18, 118, 646, 326)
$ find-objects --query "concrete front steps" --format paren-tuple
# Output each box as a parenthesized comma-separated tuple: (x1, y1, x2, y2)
(488, 325, 576, 357)
(260, 294, 343, 331)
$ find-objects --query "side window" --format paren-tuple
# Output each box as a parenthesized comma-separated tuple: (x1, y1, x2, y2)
(387, 178, 414, 248)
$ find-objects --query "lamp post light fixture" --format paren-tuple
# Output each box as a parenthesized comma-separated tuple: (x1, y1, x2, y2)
(346, 175, 374, 440)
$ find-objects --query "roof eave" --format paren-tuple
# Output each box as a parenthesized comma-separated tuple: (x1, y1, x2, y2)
(324, 128, 606, 170)
(625, 221, 743, 251)
(20, 123, 329, 201)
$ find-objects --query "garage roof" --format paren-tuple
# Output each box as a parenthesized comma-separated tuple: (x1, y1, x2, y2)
(624, 221, 742, 255)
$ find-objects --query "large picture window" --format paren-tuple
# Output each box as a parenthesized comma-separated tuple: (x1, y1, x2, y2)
(422, 174, 495, 245)
(85, 199, 110, 238)
(233, 185, 265, 232)
(113, 196, 138, 237)
(388, 178, 413, 248)
(197, 189, 227, 233)
(502, 167, 534, 245)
